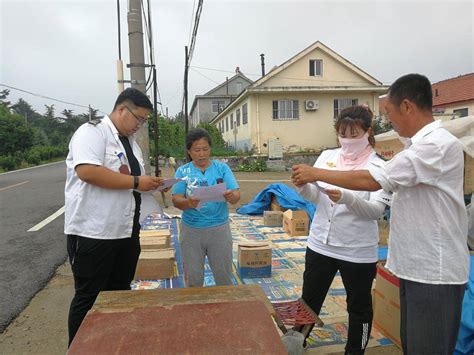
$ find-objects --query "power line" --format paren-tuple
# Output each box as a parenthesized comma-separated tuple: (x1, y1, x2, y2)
(187, 0, 203, 64)
(190, 65, 391, 85)
(0, 83, 105, 114)
(190, 67, 220, 85)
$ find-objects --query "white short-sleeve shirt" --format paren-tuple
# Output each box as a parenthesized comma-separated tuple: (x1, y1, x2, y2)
(64, 115, 145, 240)
(369, 120, 469, 284)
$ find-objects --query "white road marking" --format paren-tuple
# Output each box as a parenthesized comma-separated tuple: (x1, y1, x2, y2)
(28, 206, 65, 232)
(0, 181, 29, 191)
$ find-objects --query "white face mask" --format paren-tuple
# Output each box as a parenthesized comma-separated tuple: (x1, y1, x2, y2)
(338, 132, 370, 159)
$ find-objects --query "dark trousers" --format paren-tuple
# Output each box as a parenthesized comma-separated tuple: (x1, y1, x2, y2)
(67, 232, 140, 346)
(302, 248, 377, 354)
(399, 278, 465, 354)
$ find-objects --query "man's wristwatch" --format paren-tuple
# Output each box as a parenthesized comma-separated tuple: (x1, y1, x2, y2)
(133, 175, 139, 190)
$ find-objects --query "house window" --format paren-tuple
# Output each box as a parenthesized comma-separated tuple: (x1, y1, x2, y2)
(225, 116, 229, 131)
(453, 108, 468, 117)
(236, 109, 241, 126)
(212, 100, 226, 113)
(309, 59, 323, 76)
(333, 98, 358, 118)
(272, 100, 299, 120)
(242, 103, 248, 124)
(230, 113, 234, 129)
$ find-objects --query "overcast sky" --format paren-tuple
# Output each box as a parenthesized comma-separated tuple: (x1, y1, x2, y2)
(1, 0, 473, 118)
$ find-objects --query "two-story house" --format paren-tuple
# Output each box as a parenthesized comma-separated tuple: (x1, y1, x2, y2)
(210, 41, 388, 153)
(189, 68, 253, 127)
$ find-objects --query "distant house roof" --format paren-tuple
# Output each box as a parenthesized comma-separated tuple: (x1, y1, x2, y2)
(432, 73, 474, 107)
(203, 69, 252, 96)
(379, 73, 474, 112)
(190, 69, 253, 115)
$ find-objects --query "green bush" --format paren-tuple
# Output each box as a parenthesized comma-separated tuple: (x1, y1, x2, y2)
(236, 159, 267, 172)
(0, 155, 20, 171)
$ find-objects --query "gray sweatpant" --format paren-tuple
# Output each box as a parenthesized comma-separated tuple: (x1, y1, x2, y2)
(399, 278, 466, 354)
(179, 222, 233, 287)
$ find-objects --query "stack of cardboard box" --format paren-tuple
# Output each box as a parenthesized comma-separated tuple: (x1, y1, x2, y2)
(134, 229, 175, 280)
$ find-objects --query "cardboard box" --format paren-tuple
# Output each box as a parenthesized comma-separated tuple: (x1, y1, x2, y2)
(373, 263, 401, 348)
(140, 229, 171, 248)
(283, 210, 309, 237)
(378, 220, 390, 246)
(270, 195, 287, 212)
(134, 248, 175, 280)
(140, 236, 170, 250)
(263, 211, 283, 227)
(464, 153, 473, 194)
(237, 242, 272, 279)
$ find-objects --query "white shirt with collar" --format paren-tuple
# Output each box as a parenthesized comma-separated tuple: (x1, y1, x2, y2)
(64, 115, 145, 240)
(298, 149, 391, 263)
(369, 120, 469, 284)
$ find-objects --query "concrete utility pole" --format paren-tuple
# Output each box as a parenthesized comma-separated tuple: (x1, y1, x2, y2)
(127, 0, 151, 173)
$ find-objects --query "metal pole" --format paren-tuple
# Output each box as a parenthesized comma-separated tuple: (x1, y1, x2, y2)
(128, 0, 151, 173)
(153, 67, 159, 176)
(184, 46, 189, 135)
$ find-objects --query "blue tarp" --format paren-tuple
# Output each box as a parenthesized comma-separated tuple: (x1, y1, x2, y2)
(236, 183, 316, 220)
(455, 254, 474, 355)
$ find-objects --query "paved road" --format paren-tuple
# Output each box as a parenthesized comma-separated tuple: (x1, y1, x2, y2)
(0, 162, 67, 332)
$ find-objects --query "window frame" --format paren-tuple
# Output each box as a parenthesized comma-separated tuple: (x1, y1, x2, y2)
(272, 100, 300, 121)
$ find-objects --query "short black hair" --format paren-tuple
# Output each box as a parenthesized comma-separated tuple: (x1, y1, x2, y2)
(186, 128, 212, 150)
(113, 88, 153, 111)
(388, 74, 432, 112)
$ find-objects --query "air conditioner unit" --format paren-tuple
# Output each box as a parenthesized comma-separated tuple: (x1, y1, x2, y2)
(305, 100, 319, 111)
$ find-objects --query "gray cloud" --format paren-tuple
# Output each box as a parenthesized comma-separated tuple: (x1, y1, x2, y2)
(1, 0, 472, 117)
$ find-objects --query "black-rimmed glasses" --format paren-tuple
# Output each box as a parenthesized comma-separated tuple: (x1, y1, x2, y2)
(124, 106, 147, 126)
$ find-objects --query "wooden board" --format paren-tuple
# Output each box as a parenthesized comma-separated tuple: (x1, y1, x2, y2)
(91, 284, 275, 316)
(70, 301, 286, 354)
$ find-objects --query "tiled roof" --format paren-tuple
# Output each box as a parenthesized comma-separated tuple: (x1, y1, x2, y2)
(432, 73, 474, 107)
(379, 73, 474, 111)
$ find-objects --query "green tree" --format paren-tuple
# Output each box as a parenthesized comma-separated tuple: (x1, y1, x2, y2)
(197, 122, 226, 148)
(0, 89, 11, 109)
(0, 105, 34, 155)
(12, 98, 42, 123)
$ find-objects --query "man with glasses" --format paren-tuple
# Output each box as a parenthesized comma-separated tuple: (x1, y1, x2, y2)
(64, 88, 164, 346)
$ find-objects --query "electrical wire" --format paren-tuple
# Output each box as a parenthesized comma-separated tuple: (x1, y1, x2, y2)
(190, 65, 391, 85)
(0, 83, 105, 114)
(190, 67, 220, 85)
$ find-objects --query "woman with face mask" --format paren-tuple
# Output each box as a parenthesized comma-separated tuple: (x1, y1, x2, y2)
(295, 105, 391, 354)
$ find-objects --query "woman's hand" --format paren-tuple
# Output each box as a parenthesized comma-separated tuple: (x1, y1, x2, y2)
(187, 196, 200, 209)
(223, 189, 240, 204)
(325, 188, 342, 203)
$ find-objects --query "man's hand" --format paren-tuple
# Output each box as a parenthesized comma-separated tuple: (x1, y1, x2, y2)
(137, 176, 164, 191)
(291, 164, 319, 187)
(325, 189, 342, 203)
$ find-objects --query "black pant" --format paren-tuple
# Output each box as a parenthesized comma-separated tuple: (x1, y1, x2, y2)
(67, 232, 140, 346)
(302, 248, 377, 354)
(400, 278, 465, 354)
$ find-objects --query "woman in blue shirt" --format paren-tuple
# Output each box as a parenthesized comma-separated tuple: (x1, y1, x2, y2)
(172, 128, 240, 287)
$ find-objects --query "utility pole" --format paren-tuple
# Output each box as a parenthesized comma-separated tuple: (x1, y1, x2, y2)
(184, 46, 189, 135)
(127, 0, 151, 173)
